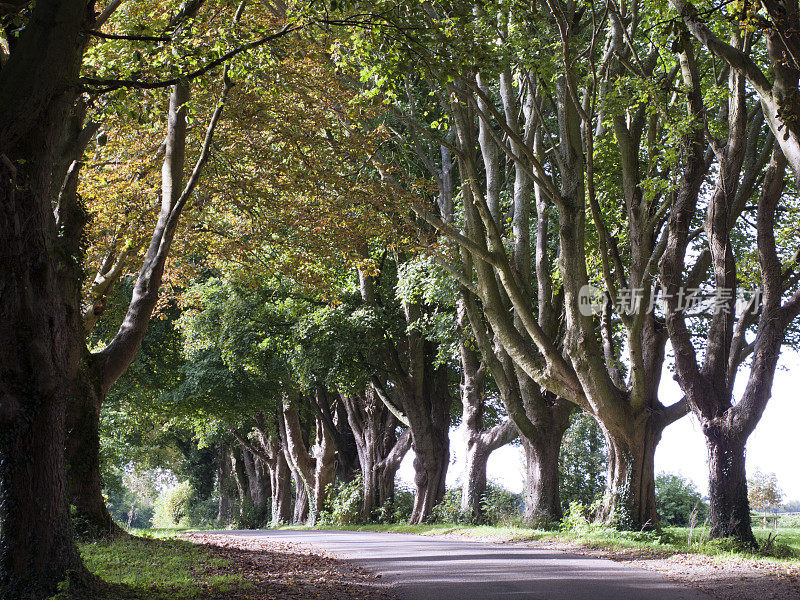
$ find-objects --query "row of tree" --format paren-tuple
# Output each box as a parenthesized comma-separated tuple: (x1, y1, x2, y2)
(3, 0, 800, 597)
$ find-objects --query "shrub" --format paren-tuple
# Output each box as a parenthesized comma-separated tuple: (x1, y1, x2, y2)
(655, 473, 708, 526)
(480, 484, 523, 526)
(319, 476, 363, 526)
(234, 497, 268, 529)
(431, 489, 462, 523)
(185, 496, 219, 527)
(152, 481, 193, 528)
(374, 486, 415, 523)
(151, 481, 219, 528)
(562, 500, 593, 533)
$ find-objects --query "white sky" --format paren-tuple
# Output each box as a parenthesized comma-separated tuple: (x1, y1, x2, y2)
(398, 348, 800, 502)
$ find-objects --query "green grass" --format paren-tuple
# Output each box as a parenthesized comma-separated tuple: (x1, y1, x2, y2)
(303, 522, 800, 562)
(56, 535, 252, 599)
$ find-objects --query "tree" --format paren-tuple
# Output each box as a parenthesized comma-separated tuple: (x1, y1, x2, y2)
(66, 71, 231, 538)
(458, 307, 518, 522)
(655, 474, 708, 527)
(559, 411, 607, 512)
(56, 0, 310, 542)
(0, 0, 110, 592)
(335, 0, 689, 528)
(748, 471, 783, 514)
(658, 6, 800, 545)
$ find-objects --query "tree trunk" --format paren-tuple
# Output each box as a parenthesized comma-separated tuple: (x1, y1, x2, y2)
(0, 371, 85, 598)
(458, 324, 518, 522)
(402, 359, 451, 525)
(311, 416, 336, 520)
(462, 443, 490, 521)
(332, 399, 359, 483)
(706, 433, 756, 546)
(280, 403, 315, 524)
(65, 378, 123, 537)
(217, 445, 235, 523)
(231, 445, 249, 505)
(242, 448, 271, 525)
(501, 362, 571, 524)
(312, 386, 359, 483)
(292, 476, 310, 524)
(0, 0, 100, 591)
(597, 419, 661, 529)
(376, 428, 411, 515)
(342, 389, 408, 520)
(270, 449, 293, 525)
(522, 432, 564, 523)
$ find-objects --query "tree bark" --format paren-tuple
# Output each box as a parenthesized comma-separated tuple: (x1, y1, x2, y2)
(217, 445, 236, 523)
(377, 429, 411, 510)
(462, 421, 517, 522)
(292, 478, 310, 524)
(520, 433, 563, 523)
(597, 419, 662, 529)
(279, 401, 337, 525)
(0, 0, 94, 592)
(380, 294, 452, 525)
(242, 447, 271, 525)
(65, 369, 123, 537)
(232, 419, 293, 526)
(706, 434, 755, 545)
(311, 386, 359, 483)
(270, 448, 293, 525)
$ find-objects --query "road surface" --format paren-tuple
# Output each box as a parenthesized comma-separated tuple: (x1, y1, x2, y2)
(207, 529, 715, 600)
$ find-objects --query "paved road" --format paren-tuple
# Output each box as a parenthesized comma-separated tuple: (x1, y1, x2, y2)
(208, 530, 715, 600)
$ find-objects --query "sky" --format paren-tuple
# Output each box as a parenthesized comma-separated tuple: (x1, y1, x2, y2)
(397, 348, 800, 502)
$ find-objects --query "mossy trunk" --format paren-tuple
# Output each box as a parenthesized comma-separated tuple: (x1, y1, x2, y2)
(706, 433, 757, 547)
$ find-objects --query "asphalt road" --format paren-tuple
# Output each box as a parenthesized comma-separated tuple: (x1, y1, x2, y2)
(208, 529, 715, 600)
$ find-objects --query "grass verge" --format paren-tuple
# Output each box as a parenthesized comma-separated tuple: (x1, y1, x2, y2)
(55, 535, 250, 599)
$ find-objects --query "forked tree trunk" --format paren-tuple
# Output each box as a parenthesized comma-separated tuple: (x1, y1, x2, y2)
(706, 433, 756, 545)
(342, 389, 409, 520)
(505, 362, 572, 524)
(461, 414, 518, 522)
(458, 326, 518, 522)
(280, 402, 337, 525)
(312, 387, 359, 483)
(232, 420, 293, 526)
